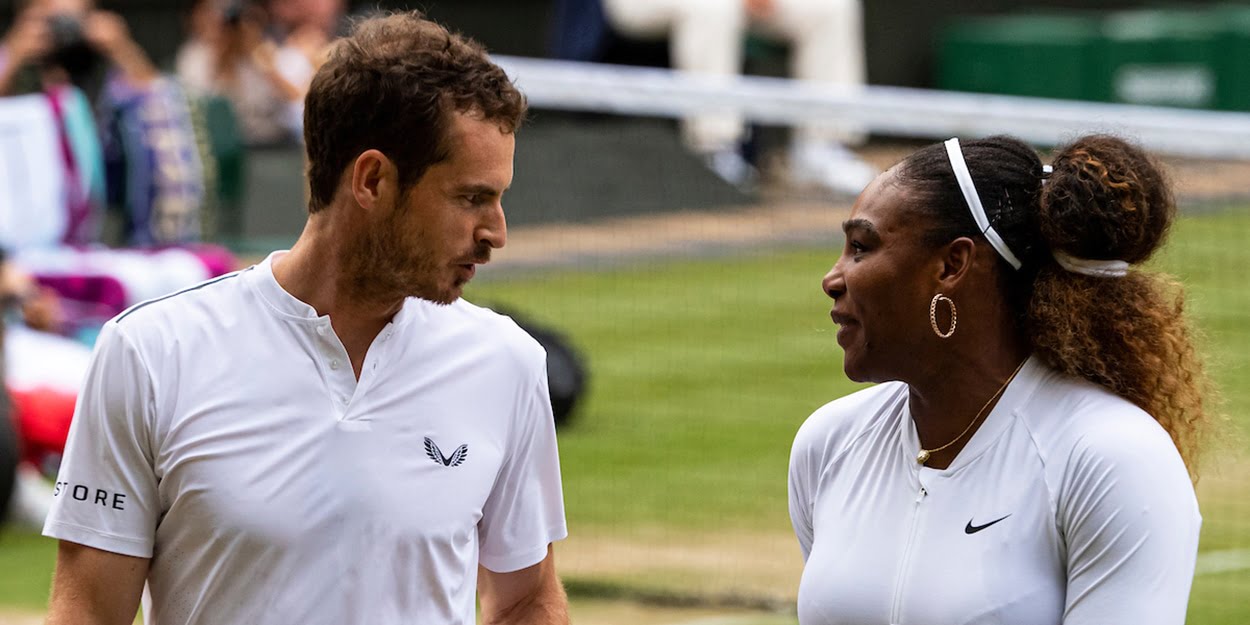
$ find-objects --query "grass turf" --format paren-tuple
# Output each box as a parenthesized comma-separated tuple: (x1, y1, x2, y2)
(475, 245, 853, 533)
(0, 528, 56, 612)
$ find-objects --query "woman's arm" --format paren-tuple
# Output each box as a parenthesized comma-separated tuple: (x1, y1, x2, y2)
(1060, 416, 1201, 624)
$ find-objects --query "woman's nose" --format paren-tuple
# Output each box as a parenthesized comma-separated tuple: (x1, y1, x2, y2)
(822, 261, 845, 301)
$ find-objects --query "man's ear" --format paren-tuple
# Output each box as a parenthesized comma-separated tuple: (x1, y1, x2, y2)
(350, 149, 398, 212)
(936, 236, 978, 292)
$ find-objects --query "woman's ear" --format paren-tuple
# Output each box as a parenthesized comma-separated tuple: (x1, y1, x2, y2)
(937, 236, 978, 291)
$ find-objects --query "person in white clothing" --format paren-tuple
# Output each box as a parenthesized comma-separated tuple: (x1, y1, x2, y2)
(601, 0, 875, 193)
(176, 0, 321, 145)
(43, 12, 569, 625)
(791, 134, 1212, 624)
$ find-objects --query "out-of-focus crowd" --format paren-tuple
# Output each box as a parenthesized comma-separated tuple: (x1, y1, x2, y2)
(176, 0, 343, 146)
(0, 0, 344, 527)
(0, 0, 345, 328)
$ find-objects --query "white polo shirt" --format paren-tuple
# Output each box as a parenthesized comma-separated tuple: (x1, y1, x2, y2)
(789, 356, 1200, 625)
(43, 254, 568, 625)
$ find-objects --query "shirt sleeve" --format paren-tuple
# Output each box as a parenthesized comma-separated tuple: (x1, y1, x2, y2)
(477, 366, 568, 573)
(42, 320, 160, 558)
(788, 418, 820, 561)
(1059, 416, 1201, 625)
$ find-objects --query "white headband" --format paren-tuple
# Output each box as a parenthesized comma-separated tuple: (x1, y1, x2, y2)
(1052, 251, 1130, 278)
(944, 138, 1023, 270)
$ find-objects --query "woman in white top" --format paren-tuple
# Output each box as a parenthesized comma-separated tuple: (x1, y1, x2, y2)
(789, 134, 1212, 625)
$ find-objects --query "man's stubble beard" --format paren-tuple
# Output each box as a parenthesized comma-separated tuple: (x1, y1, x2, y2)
(341, 211, 455, 307)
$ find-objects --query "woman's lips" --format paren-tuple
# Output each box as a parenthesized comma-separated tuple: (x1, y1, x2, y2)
(830, 310, 856, 347)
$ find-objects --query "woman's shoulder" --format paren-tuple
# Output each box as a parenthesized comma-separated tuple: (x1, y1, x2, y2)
(1018, 366, 1186, 483)
(1021, 368, 1171, 448)
(792, 382, 907, 459)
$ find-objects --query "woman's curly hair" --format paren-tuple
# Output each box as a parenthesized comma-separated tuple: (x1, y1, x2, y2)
(896, 134, 1212, 477)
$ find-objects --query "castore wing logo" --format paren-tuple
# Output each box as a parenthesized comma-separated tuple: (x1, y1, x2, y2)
(425, 437, 469, 467)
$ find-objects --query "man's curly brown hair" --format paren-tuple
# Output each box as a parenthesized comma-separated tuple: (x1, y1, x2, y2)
(302, 11, 526, 213)
(896, 134, 1212, 477)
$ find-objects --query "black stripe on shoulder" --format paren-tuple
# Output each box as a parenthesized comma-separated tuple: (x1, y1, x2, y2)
(116, 268, 250, 323)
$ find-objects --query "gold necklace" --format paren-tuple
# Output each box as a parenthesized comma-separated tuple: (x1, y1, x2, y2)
(916, 358, 1028, 465)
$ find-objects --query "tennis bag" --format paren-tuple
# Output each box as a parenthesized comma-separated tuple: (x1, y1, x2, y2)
(504, 310, 589, 429)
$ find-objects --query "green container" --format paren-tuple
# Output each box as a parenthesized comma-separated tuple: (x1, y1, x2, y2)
(1096, 9, 1223, 108)
(938, 14, 1102, 100)
(1208, 4, 1250, 111)
(937, 6, 1250, 110)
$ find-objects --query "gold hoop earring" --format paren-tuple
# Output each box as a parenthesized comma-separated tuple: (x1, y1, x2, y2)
(930, 294, 957, 338)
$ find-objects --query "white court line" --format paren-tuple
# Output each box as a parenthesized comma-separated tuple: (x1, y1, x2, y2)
(1196, 548, 1250, 576)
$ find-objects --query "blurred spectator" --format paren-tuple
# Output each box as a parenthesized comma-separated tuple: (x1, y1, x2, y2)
(0, 0, 233, 338)
(176, 0, 322, 146)
(0, 0, 157, 97)
(267, 0, 347, 41)
(0, 88, 94, 248)
(2, 249, 85, 530)
(599, 0, 876, 194)
(0, 0, 206, 246)
(0, 4, 52, 93)
(548, 0, 610, 63)
(1, 253, 64, 335)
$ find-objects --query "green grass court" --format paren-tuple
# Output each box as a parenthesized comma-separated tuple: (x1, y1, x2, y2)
(1, 208, 1247, 623)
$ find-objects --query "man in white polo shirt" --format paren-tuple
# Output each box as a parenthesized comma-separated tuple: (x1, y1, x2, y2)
(42, 11, 569, 625)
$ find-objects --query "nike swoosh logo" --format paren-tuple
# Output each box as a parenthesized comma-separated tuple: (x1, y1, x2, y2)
(965, 514, 1011, 534)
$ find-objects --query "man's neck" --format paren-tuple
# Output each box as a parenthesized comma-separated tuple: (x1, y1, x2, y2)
(272, 218, 403, 379)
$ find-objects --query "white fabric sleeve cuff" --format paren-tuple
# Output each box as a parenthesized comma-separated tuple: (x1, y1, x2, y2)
(43, 519, 154, 559)
(480, 525, 569, 574)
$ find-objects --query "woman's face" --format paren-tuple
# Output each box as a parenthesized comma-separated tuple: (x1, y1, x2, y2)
(822, 170, 944, 383)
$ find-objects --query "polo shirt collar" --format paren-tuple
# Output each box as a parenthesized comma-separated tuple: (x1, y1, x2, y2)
(250, 252, 320, 320)
(248, 251, 426, 327)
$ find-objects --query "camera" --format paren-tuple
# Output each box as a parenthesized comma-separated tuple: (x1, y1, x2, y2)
(222, 0, 246, 26)
(43, 12, 98, 82)
(46, 13, 85, 51)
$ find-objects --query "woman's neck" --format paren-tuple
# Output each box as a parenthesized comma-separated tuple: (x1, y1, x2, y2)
(905, 336, 1031, 468)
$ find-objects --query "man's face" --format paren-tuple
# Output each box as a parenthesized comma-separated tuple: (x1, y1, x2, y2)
(347, 112, 514, 306)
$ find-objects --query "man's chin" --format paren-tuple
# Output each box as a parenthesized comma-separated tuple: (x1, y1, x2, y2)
(422, 295, 459, 307)
(413, 283, 463, 306)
